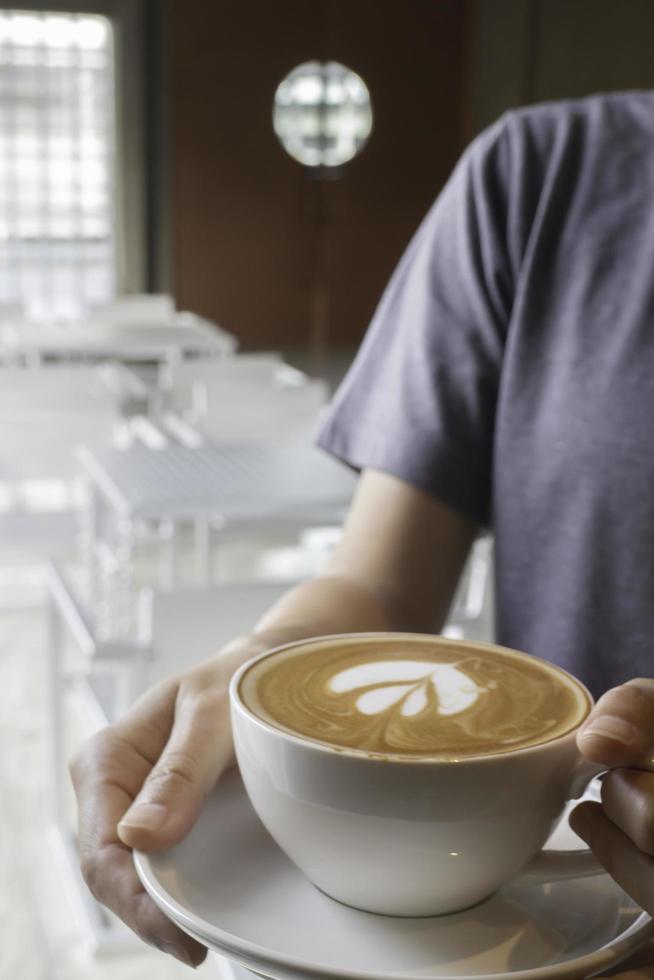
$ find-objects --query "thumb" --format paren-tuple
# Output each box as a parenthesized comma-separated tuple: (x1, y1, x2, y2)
(117, 684, 234, 851)
(577, 678, 654, 770)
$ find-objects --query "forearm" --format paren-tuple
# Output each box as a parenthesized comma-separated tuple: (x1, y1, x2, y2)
(215, 572, 396, 679)
(256, 570, 400, 638)
(213, 469, 476, 682)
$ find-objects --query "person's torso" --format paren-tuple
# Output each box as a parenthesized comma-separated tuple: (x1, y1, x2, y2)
(493, 92, 654, 696)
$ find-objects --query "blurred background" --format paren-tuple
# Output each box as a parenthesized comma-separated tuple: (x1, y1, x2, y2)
(2, 0, 654, 977)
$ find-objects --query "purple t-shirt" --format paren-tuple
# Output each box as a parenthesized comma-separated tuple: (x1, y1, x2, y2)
(317, 91, 654, 697)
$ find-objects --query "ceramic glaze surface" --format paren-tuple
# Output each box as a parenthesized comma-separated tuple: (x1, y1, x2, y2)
(134, 768, 654, 980)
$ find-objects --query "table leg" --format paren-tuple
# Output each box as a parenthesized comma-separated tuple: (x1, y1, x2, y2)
(112, 513, 135, 639)
(195, 518, 211, 584)
(46, 591, 66, 832)
(81, 482, 100, 610)
(166, 521, 179, 588)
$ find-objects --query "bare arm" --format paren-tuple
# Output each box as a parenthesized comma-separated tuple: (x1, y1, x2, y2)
(253, 467, 476, 639)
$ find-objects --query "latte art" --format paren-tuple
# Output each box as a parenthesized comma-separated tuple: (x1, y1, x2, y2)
(240, 636, 590, 759)
(329, 661, 488, 717)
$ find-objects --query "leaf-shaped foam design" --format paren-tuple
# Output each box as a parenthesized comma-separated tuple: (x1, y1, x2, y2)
(329, 660, 437, 692)
(428, 665, 482, 716)
(355, 684, 414, 715)
(400, 686, 428, 717)
(329, 660, 485, 718)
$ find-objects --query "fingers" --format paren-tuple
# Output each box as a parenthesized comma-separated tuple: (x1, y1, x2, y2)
(577, 679, 654, 769)
(601, 769, 654, 857)
(116, 665, 234, 851)
(570, 801, 654, 917)
(70, 681, 229, 966)
(81, 836, 204, 966)
(71, 679, 177, 852)
(71, 656, 239, 964)
(573, 679, 654, 932)
(70, 720, 207, 966)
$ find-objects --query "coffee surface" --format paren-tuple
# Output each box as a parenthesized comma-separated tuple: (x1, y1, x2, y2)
(239, 637, 590, 759)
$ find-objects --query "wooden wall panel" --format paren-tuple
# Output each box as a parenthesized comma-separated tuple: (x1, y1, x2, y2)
(467, 0, 654, 138)
(171, 0, 469, 352)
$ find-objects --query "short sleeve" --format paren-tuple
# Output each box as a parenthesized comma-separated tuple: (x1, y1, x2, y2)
(316, 118, 514, 527)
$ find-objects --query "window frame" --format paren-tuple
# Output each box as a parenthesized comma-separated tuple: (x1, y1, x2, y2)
(0, 0, 147, 294)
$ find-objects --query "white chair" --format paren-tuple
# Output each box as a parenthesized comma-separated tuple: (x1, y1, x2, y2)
(0, 362, 149, 415)
(0, 303, 28, 355)
(47, 560, 301, 724)
(84, 298, 239, 359)
(442, 536, 495, 643)
(159, 378, 335, 591)
(191, 376, 330, 446)
(171, 310, 239, 354)
(135, 579, 300, 689)
(0, 415, 116, 534)
(45, 561, 300, 953)
(158, 351, 303, 419)
(0, 302, 26, 327)
(152, 370, 334, 609)
(0, 365, 148, 564)
(85, 293, 175, 326)
(0, 404, 117, 492)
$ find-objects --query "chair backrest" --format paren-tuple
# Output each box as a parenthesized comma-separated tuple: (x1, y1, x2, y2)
(0, 405, 117, 481)
(0, 303, 25, 325)
(86, 293, 176, 327)
(0, 363, 128, 410)
(442, 536, 495, 643)
(136, 579, 299, 688)
(194, 377, 329, 446)
(159, 352, 294, 415)
(172, 311, 239, 355)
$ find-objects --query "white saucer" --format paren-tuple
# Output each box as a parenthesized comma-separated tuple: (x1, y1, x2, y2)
(134, 768, 654, 980)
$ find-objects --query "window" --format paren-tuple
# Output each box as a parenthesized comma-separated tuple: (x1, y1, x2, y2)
(0, 3, 144, 322)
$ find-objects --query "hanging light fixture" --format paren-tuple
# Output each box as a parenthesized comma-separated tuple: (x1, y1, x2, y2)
(273, 61, 373, 170)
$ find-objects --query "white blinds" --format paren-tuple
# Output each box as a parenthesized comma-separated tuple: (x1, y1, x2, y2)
(0, 10, 116, 322)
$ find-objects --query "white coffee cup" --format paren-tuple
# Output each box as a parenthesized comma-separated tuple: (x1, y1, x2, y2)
(229, 633, 604, 917)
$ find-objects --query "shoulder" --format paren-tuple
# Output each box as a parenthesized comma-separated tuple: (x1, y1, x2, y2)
(456, 91, 654, 219)
(481, 91, 654, 166)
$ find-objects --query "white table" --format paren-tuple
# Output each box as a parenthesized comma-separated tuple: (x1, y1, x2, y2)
(76, 443, 355, 636)
(0, 361, 149, 412)
(0, 316, 236, 365)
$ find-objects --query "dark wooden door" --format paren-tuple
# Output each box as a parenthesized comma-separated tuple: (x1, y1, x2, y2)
(171, 0, 469, 353)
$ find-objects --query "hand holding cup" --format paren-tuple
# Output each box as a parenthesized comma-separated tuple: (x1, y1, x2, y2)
(572, 678, 654, 918)
(231, 633, 604, 917)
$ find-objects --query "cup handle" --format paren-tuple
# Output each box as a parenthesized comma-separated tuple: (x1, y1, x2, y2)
(517, 758, 607, 885)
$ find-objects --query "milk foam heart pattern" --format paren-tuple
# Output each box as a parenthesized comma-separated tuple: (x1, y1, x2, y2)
(328, 661, 485, 717)
(240, 633, 588, 759)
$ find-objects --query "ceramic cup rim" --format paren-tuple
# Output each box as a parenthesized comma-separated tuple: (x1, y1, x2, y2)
(229, 632, 595, 767)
